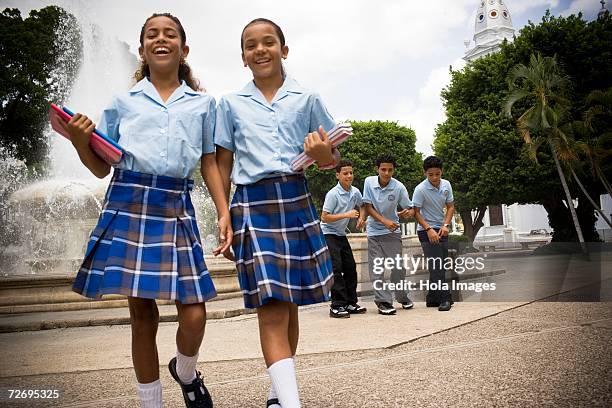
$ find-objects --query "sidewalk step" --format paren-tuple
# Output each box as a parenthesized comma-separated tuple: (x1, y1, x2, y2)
(0, 296, 255, 333)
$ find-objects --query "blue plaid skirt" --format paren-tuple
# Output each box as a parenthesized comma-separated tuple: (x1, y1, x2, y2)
(231, 174, 333, 308)
(72, 169, 216, 304)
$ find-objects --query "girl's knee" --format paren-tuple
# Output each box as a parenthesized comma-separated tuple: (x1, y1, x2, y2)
(177, 302, 207, 333)
(258, 301, 291, 328)
(128, 298, 159, 325)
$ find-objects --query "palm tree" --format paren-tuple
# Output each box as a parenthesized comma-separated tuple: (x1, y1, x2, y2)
(582, 88, 612, 198)
(504, 53, 586, 252)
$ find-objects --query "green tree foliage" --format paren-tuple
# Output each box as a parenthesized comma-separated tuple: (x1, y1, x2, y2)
(0, 6, 82, 174)
(306, 121, 422, 213)
(434, 52, 555, 242)
(435, 11, 612, 242)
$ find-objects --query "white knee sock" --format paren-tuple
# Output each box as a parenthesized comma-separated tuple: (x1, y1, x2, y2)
(176, 349, 198, 384)
(268, 358, 300, 408)
(267, 355, 294, 407)
(137, 379, 162, 408)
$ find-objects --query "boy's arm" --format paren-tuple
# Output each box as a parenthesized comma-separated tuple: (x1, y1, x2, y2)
(356, 204, 367, 231)
(321, 210, 359, 223)
(201, 153, 232, 255)
(438, 202, 455, 237)
(364, 203, 398, 231)
(414, 207, 440, 244)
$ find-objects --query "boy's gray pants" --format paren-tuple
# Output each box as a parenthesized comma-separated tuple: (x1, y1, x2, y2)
(367, 232, 410, 305)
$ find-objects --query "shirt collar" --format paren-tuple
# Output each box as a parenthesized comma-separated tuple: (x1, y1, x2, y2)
(336, 183, 351, 194)
(374, 177, 394, 190)
(129, 77, 198, 106)
(425, 179, 442, 190)
(237, 76, 304, 107)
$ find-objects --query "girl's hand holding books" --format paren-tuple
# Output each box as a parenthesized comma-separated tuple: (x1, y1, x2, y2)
(303, 125, 334, 167)
(59, 113, 95, 152)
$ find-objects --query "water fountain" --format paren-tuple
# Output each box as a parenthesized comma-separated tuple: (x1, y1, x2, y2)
(0, 8, 236, 314)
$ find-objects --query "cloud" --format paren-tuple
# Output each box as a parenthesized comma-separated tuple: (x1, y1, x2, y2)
(507, 0, 560, 15)
(558, 0, 604, 17)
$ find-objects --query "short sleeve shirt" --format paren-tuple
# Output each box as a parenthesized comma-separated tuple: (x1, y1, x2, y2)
(98, 77, 215, 179)
(214, 77, 335, 185)
(412, 178, 454, 230)
(320, 184, 363, 236)
(362, 176, 412, 236)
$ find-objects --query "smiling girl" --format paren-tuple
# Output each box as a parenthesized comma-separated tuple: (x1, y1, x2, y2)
(215, 18, 339, 408)
(62, 13, 229, 408)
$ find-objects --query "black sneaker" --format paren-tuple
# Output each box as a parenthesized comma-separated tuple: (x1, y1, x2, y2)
(377, 302, 396, 315)
(438, 300, 452, 311)
(168, 357, 213, 408)
(329, 306, 350, 318)
(400, 299, 414, 310)
(345, 303, 367, 314)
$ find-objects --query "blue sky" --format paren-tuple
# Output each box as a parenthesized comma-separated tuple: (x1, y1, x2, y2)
(2, 0, 605, 156)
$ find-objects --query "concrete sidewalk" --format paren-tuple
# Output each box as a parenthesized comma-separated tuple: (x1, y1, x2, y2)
(0, 299, 524, 378)
(0, 300, 610, 408)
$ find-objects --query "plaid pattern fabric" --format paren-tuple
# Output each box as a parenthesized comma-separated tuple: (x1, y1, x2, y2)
(72, 169, 216, 304)
(231, 174, 333, 308)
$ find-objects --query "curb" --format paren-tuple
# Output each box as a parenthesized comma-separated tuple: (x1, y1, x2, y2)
(0, 307, 256, 333)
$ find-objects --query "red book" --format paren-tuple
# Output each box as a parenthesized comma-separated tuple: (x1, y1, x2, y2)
(49, 103, 123, 165)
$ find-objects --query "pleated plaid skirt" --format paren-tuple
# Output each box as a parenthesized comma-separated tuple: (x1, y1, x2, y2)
(72, 169, 216, 304)
(231, 174, 333, 308)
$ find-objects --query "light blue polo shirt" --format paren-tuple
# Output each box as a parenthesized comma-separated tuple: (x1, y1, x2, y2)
(412, 178, 454, 231)
(362, 176, 412, 236)
(98, 77, 215, 179)
(320, 183, 363, 236)
(214, 77, 336, 185)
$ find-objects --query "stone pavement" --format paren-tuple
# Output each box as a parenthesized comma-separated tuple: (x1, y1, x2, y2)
(0, 251, 610, 407)
(0, 297, 610, 407)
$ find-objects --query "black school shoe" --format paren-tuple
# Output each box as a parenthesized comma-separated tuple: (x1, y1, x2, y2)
(330, 306, 350, 318)
(377, 302, 396, 315)
(345, 303, 367, 314)
(438, 301, 452, 311)
(400, 299, 414, 310)
(168, 357, 213, 408)
(266, 398, 281, 407)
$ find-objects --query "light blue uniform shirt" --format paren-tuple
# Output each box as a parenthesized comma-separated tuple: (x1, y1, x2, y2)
(412, 178, 454, 231)
(362, 176, 412, 237)
(98, 77, 216, 179)
(320, 183, 363, 236)
(214, 77, 335, 185)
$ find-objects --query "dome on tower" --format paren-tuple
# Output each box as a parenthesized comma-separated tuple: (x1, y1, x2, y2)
(464, 0, 515, 61)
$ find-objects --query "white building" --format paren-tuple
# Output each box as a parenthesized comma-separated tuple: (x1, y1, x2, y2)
(463, 0, 515, 61)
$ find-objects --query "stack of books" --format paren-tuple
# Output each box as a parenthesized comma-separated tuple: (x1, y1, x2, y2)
(290, 122, 353, 171)
(49, 104, 123, 165)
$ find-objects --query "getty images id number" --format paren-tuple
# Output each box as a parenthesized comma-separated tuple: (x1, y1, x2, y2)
(7, 389, 61, 399)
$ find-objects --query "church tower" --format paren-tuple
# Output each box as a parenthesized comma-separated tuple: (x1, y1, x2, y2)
(464, 0, 515, 61)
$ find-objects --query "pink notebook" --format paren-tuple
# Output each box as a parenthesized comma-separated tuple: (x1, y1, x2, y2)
(49, 104, 123, 165)
(290, 123, 353, 171)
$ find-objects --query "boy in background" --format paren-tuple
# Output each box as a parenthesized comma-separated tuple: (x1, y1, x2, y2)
(412, 156, 455, 311)
(363, 153, 414, 316)
(321, 160, 367, 318)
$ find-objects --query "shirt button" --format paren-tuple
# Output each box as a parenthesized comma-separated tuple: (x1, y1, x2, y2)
(160, 128, 166, 134)
(160, 151, 166, 157)
(273, 153, 279, 158)
(160, 107, 166, 112)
